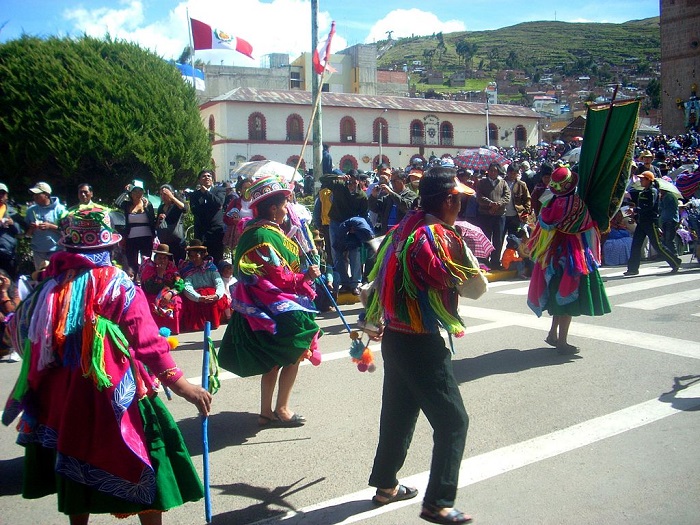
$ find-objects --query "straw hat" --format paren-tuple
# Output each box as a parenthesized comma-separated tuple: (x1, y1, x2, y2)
(185, 239, 208, 252)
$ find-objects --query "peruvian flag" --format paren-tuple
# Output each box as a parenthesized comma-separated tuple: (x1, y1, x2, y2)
(190, 18, 254, 59)
(312, 21, 336, 75)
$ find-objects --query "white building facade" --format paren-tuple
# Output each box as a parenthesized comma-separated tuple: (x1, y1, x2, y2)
(200, 88, 541, 178)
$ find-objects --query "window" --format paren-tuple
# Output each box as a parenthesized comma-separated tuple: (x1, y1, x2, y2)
(339, 155, 358, 171)
(286, 114, 304, 142)
(440, 121, 454, 146)
(340, 117, 356, 143)
(290, 71, 302, 90)
(208, 115, 215, 143)
(410, 120, 425, 145)
(286, 155, 306, 172)
(248, 113, 267, 141)
(373, 118, 389, 145)
(514, 125, 527, 149)
(487, 123, 498, 146)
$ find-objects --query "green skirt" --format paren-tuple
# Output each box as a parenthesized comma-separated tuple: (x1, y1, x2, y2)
(546, 269, 611, 317)
(23, 395, 203, 516)
(218, 310, 321, 377)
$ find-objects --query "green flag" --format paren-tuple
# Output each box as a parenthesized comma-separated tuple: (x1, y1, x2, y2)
(576, 98, 640, 232)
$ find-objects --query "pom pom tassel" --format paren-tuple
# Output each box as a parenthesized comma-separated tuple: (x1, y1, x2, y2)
(349, 331, 376, 372)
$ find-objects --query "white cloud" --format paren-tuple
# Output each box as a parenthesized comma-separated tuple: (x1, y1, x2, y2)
(60, 0, 347, 65)
(364, 8, 466, 43)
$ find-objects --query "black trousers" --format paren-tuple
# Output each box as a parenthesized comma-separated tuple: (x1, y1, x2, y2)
(627, 220, 680, 272)
(478, 214, 506, 268)
(369, 329, 468, 508)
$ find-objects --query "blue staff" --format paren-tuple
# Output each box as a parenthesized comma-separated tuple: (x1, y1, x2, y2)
(201, 321, 212, 523)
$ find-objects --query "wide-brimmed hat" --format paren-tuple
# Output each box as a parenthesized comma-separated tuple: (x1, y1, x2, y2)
(549, 166, 579, 196)
(29, 182, 52, 195)
(153, 243, 173, 257)
(244, 175, 292, 209)
(639, 150, 654, 159)
(60, 206, 122, 250)
(185, 239, 208, 252)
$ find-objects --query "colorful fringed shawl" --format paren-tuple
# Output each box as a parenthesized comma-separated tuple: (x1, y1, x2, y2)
(527, 193, 603, 316)
(231, 219, 317, 334)
(2, 250, 179, 505)
(365, 210, 480, 338)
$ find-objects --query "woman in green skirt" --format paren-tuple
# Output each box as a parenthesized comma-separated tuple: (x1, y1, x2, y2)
(527, 166, 611, 354)
(2, 206, 212, 524)
(218, 175, 321, 428)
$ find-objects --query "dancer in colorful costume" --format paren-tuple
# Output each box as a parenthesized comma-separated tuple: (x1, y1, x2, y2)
(364, 167, 483, 524)
(218, 175, 321, 428)
(2, 206, 211, 525)
(527, 166, 611, 354)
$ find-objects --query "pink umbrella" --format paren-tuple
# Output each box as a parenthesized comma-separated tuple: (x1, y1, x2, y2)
(454, 220, 495, 259)
(454, 148, 510, 172)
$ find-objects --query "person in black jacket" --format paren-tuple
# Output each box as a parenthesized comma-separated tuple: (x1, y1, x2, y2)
(0, 183, 23, 280)
(190, 169, 226, 264)
(624, 171, 682, 276)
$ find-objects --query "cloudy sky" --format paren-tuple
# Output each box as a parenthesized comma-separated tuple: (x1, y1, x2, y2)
(1, 0, 660, 65)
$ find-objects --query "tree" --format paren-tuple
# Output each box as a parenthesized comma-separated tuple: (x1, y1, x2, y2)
(645, 78, 661, 109)
(455, 39, 478, 74)
(0, 35, 211, 201)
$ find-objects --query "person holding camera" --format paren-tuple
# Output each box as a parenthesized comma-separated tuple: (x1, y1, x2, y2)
(368, 168, 417, 235)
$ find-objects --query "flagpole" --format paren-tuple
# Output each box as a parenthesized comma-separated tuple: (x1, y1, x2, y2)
(294, 68, 327, 176)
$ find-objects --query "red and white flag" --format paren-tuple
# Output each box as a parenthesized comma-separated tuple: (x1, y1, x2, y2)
(312, 21, 336, 75)
(190, 18, 254, 59)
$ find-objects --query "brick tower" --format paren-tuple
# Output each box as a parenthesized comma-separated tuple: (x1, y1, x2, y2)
(660, 0, 700, 135)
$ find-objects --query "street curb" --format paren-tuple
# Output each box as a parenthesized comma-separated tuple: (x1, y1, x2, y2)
(485, 269, 518, 282)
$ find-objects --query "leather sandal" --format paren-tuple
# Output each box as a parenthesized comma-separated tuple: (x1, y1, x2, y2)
(371, 484, 418, 506)
(420, 504, 473, 524)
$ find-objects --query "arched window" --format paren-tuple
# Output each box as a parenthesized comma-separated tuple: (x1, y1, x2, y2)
(373, 118, 389, 145)
(339, 155, 358, 171)
(373, 154, 390, 168)
(514, 125, 527, 149)
(340, 117, 356, 143)
(250, 154, 266, 161)
(286, 155, 306, 172)
(248, 112, 266, 141)
(208, 115, 216, 143)
(440, 121, 454, 146)
(487, 123, 498, 146)
(286, 114, 304, 142)
(410, 120, 425, 145)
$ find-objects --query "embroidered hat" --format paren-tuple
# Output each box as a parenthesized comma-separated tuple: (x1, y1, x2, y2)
(60, 206, 122, 250)
(548, 166, 579, 196)
(153, 243, 173, 257)
(638, 170, 655, 182)
(244, 175, 292, 209)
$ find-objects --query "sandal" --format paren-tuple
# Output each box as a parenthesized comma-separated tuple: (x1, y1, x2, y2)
(271, 411, 306, 427)
(372, 484, 418, 506)
(420, 504, 473, 524)
(258, 415, 275, 427)
(545, 334, 558, 347)
(556, 342, 580, 355)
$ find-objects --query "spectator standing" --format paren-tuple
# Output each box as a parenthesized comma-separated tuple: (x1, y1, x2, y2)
(322, 143, 333, 174)
(659, 187, 680, 255)
(328, 170, 369, 295)
(0, 183, 23, 279)
(624, 171, 682, 276)
(190, 170, 226, 264)
(531, 165, 553, 217)
(25, 182, 66, 271)
(0, 268, 21, 362)
(156, 184, 188, 265)
(368, 169, 417, 235)
(120, 180, 156, 276)
(503, 163, 532, 240)
(475, 163, 511, 270)
(520, 161, 538, 193)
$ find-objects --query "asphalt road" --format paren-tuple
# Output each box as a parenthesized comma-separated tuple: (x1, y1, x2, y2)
(1, 257, 699, 525)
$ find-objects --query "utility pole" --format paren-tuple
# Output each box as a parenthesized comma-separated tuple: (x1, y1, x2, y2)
(311, 0, 322, 183)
